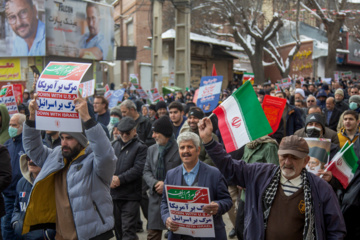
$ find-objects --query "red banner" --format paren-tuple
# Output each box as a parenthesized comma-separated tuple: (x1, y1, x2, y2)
(262, 95, 286, 135)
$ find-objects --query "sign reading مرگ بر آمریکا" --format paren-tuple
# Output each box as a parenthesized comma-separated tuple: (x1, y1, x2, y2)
(35, 62, 91, 132)
(0, 85, 18, 116)
(165, 185, 215, 238)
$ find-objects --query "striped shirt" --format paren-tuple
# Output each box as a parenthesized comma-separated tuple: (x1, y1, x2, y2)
(280, 174, 302, 196)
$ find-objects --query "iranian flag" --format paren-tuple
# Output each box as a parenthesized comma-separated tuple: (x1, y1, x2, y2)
(213, 81, 272, 153)
(327, 143, 359, 189)
(242, 72, 254, 84)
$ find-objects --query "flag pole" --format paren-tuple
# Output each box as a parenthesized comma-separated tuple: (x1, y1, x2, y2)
(208, 113, 214, 119)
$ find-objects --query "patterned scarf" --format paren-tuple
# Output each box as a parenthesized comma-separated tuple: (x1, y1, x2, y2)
(155, 135, 175, 181)
(262, 168, 315, 240)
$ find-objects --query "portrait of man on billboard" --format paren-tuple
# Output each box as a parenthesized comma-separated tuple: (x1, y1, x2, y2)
(5, 0, 45, 56)
(78, 2, 107, 60)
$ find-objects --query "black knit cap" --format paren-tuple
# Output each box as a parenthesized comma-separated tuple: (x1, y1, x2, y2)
(188, 107, 204, 119)
(149, 104, 156, 111)
(152, 116, 173, 137)
(155, 101, 167, 111)
(305, 113, 326, 134)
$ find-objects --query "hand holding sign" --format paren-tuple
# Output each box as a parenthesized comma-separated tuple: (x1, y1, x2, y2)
(202, 201, 219, 215)
(166, 217, 180, 232)
(74, 92, 91, 122)
(28, 94, 39, 121)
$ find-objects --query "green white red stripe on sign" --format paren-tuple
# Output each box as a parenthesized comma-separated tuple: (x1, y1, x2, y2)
(213, 81, 272, 153)
(326, 142, 359, 189)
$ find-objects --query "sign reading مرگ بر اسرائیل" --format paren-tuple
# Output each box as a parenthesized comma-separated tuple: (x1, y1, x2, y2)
(165, 185, 215, 238)
(35, 62, 91, 132)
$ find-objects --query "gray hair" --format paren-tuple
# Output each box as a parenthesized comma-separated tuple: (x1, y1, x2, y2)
(120, 99, 136, 110)
(12, 113, 26, 125)
(177, 132, 200, 149)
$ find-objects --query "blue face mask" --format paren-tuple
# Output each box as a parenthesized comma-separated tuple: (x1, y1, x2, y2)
(350, 102, 358, 110)
(110, 117, 120, 125)
(8, 127, 18, 138)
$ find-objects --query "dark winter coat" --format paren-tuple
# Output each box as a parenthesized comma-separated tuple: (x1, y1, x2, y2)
(204, 140, 346, 240)
(3, 133, 25, 197)
(111, 137, 147, 201)
(0, 145, 12, 217)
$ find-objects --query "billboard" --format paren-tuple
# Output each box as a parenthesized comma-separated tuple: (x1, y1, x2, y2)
(0, 0, 46, 57)
(46, 0, 114, 61)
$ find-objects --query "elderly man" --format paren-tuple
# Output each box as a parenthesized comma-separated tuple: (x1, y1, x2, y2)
(161, 132, 232, 239)
(120, 99, 154, 146)
(23, 94, 117, 239)
(5, 0, 45, 56)
(334, 89, 349, 113)
(306, 95, 317, 108)
(324, 97, 342, 132)
(198, 117, 346, 239)
(143, 116, 181, 240)
(2, 113, 26, 239)
(111, 117, 147, 239)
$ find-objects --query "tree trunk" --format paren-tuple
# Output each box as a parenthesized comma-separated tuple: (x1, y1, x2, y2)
(252, 42, 265, 85)
(325, 18, 344, 78)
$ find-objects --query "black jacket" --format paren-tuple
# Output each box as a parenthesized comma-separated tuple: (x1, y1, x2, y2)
(0, 145, 12, 217)
(135, 115, 155, 146)
(111, 136, 147, 201)
(330, 164, 360, 240)
(324, 107, 342, 132)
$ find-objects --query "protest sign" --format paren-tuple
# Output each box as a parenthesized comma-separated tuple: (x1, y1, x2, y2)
(108, 89, 125, 108)
(304, 138, 331, 174)
(197, 76, 223, 113)
(35, 62, 91, 132)
(133, 84, 148, 99)
(334, 71, 339, 82)
(262, 95, 286, 135)
(12, 84, 24, 104)
(341, 71, 352, 79)
(280, 78, 292, 88)
(79, 79, 95, 98)
(148, 88, 164, 103)
(0, 85, 18, 116)
(130, 74, 139, 84)
(165, 185, 215, 238)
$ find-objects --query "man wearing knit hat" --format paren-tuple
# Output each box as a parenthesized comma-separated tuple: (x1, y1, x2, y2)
(337, 95, 360, 131)
(22, 94, 117, 240)
(179, 106, 218, 166)
(155, 101, 168, 118)
(334, 88, 349, 113)
(198, 117, 346, 239)
(143, 116, 181, 240)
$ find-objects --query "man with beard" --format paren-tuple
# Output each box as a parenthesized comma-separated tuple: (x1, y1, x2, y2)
(5, 0, 45, 56)
(43, 131, 61, 149)
(22, 94, 117, 240)
(143, 116, 181, 240)
(198, 117, 346, 240)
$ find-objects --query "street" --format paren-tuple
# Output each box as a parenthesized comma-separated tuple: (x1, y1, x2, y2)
(111, 211, 235, 240)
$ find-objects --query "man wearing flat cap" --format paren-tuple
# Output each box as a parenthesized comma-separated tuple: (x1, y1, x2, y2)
(23, 94, 117, 239)
(111, 117, 148, 239)
(180, 106, 218, 166)
(198, 117, 346, 240)
(143, 116, 181, 239)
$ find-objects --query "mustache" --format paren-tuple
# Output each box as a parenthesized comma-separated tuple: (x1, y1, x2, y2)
(181, 153, 192, 157)
(16, 24, 29, 31)
(28, 162, 37, 166)
(62, 146, 71, 151)
(281, 165, 295, 170)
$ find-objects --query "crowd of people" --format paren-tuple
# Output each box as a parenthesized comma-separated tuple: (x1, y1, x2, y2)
(0, 76, 359, 240)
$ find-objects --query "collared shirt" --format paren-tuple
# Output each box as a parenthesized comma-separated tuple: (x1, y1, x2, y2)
(12, 19, 45, 56)
(182, 160, 200, 186)
(280, 174, 302, 196)
(78, 32, 107, 60)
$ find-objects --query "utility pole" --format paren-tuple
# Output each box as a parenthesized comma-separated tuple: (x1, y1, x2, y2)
(173, 0, 191, 90)
(151, 0, 164, 91)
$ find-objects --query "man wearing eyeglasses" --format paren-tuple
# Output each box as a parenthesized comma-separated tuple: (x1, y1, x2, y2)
(111, 117, 147, 239)
(5, 0, 45, 56)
